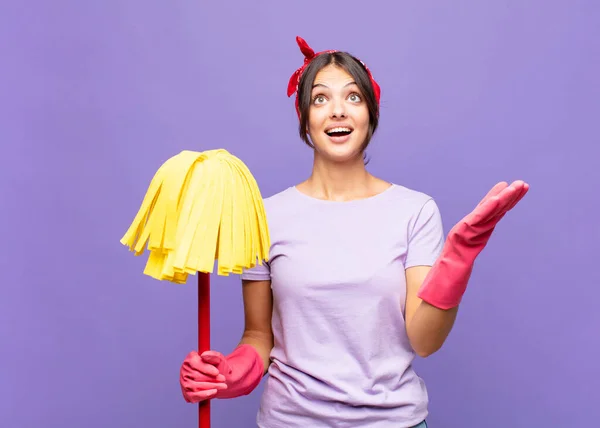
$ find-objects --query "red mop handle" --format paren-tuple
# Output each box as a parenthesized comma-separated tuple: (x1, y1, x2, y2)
(198, 273, 211, 428)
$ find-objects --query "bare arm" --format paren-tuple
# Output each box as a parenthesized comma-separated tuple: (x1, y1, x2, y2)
(238, 279, 274, 375)
(404, 265, 458, 357)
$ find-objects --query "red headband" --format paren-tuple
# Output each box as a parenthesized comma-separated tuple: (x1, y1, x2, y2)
(286, 36, 381, 117)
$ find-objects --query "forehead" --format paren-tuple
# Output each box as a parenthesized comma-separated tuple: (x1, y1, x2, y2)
(312, 65, 355, 87)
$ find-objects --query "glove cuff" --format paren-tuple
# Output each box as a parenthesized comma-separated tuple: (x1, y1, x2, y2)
(416, 253, 474, 310)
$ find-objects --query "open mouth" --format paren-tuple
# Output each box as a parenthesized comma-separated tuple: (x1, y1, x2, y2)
(325, 127, 353, 138)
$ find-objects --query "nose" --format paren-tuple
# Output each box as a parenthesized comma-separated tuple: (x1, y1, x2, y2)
(330, 98, 346, 118)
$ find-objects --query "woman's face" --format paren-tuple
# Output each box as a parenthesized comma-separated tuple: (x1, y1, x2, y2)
(306, 64, 370, 163)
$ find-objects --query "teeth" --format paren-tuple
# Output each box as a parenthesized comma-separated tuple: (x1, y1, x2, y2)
(326, 127, 352, 134)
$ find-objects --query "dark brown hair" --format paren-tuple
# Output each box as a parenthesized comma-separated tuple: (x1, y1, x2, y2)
(296, 51, 380, 158)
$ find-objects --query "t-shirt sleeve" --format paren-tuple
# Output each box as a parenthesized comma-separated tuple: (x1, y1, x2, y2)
(241, 258, 271, 281)
(405, 198, 445, 268)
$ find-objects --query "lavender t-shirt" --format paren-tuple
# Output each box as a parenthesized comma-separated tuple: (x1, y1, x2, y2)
(241, 184, 445, 428)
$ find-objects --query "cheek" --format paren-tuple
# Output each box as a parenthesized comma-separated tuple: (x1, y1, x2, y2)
(307, 109, 327, 132)
(355, 109, 370, 132)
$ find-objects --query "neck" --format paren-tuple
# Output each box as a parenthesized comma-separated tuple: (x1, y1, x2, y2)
(304, 154, 373, 201)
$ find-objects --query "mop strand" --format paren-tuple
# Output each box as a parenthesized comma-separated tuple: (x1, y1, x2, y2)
(119, 149, 270, 282)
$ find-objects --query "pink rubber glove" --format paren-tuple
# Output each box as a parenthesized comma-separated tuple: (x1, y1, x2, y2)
(417, 180, 529, 310)
(179, 344, 264, 403)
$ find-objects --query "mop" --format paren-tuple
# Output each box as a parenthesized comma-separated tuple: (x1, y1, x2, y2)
(120, 148, 270, 428)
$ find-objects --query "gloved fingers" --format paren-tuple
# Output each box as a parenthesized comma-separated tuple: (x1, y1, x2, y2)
(200, 351, 232, 375)
(504, 181, 529, 212)
(181, 379, 228, 392)
(474, 183, 522, 225)
(179, 364, 226, 382)
(486, 181, 528, 221)
(476, 181, 508, 207)
(182, 388, 219, 403)
(181, 351, 223, 378)
(200, 350, 225, 364)
(473, 180, 528, 221)
(181, 362, 225, 381)
(470, 195, 503, 225)
(476, 181, 529, 228)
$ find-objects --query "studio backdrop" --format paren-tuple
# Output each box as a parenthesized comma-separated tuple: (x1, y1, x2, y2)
(1, 1, 598, 427)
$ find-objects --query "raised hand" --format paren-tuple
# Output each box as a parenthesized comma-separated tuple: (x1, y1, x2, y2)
(449, 180, 529, 249)
(417, 180, 529, 310)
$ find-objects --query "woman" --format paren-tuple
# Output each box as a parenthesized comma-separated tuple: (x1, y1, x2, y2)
(179, 36, 529, 427)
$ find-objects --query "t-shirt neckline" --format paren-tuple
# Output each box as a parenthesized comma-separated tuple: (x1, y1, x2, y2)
(290, 183, 396, 205)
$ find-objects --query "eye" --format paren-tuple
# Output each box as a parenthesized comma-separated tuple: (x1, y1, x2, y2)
(312, 94, 327, 105)
(348, 92, 362, 103)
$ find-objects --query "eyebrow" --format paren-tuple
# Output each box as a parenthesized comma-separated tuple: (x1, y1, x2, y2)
(312, 81, 358, 90)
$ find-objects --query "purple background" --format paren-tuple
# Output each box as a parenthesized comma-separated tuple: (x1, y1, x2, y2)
(2, 1, 599, 427)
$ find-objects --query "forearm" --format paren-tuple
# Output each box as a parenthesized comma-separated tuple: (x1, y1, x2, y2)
(407, 301, 458, 357)
(239, 330, 273, 375)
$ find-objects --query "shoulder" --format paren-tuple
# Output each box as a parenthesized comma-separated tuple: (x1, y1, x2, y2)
(261, 186, 297, 210)
(382, 184, 443, 235)
(386, 183, 439, 212)
(257, 186, 302, 225)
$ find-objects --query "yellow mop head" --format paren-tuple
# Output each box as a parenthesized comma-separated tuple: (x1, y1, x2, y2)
(120, 149, 270, 283)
